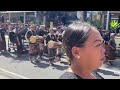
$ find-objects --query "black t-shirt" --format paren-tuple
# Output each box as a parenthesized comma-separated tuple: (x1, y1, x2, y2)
(16, 31, 22, 44)
(0, 29, 5, 40)
(37, 30, 45, 36)
(9, 32, 16, 43)
(59, 72, 83, 79)
(103, 34, 110, 42)
(22, 28, 28, 37)
(46, 34, 57, 44)
(109, 39, 116, 49)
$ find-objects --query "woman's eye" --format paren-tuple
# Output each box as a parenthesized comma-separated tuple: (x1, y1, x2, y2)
(96, 44, 101, 47)
(96, 41, 105, 47)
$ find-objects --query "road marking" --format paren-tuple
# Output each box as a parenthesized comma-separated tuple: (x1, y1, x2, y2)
(99, 67, 120, 75)
(0, 68, 29, 79)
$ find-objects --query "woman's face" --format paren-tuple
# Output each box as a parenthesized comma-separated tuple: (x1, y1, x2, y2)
(58, 29, 61, 33)
(31, 26, 36, 31)
(41, 26, 45, 30)
(73, 28, 105, 71)
(50, 30, 54, 35)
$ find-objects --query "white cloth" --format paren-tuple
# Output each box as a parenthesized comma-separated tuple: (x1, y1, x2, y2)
(110, 33, 115, 37)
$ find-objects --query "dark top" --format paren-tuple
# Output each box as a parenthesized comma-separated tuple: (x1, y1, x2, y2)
(22, 28, 28, 35)
(59, 71, 104, 79)
(22, 28, 28, 39)
(16, 30, 23, 44)
(26, 30, 37, 39)
(103, 34, 110, 42)
(109, 39, 116, 49)
(46, 34, 57, 44)
(59, 72, 83, 79)
(0, 28, 6, 41)
(9, 32, 16, 43)
(26, 30, 37, 44)
(37, 30, 46, 36)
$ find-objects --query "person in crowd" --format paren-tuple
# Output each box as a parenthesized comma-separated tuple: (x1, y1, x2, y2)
(36, 25, 46, 60)
(37, 25, 46, 36)
(102, 30, 110, 42)
(22, 24, 29, 40)
(55, 26, 63, 62)
(25, 24, 39, 63)
(0, 24, 7, 52)
(46, 28, 57, 66)
(15, 24, 24, 57)
(56, 26, 63, 42)
(108, 33, 116, 61)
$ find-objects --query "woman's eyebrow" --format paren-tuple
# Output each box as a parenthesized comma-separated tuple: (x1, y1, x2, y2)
(94, 40, 102, 43)
(94, 40, 105, 47)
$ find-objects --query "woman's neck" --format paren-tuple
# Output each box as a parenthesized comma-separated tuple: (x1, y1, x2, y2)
(68, 62, 96, 79)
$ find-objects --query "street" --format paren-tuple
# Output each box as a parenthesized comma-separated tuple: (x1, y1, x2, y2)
(0, 52, 68, 79)
(1, 51, 120, 79)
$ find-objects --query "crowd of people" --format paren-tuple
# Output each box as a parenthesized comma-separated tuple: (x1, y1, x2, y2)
(0, 21, 66, 66)
(98, 29, 117, 64)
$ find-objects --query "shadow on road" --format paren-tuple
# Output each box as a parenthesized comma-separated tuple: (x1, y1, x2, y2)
(59, 61, 69, 66)
(52, 64, 68, 71)
(104, 60, 120, 70)
(2, 51, 68, 70)
(33, 62, 50, 68)
(96, 69, 120, 77)
(13, 56, 29, 61)
(33, 62, 68, 71)
(1, 51, 16, 58)
(32, 56, 68, 70)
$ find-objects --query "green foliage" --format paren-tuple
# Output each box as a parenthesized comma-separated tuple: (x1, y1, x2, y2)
(88, 20, 101, 29)
(110, 20, 120, 29)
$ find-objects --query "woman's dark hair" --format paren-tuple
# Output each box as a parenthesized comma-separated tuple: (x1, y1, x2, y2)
(63, 21, 94, 61)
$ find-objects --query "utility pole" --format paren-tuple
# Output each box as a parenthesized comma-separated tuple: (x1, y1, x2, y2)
(77, 11, 83, 21)
(91, 11, 93, 21)
(43, 11, 46, 25)
(83, 11, 87, 21)
(106, 11, 110, 30)
(24, 12, 26, 25)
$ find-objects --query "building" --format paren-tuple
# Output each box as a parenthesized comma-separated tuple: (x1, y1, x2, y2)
(0, 11, 37, 24)
(104, 11, 120, 30)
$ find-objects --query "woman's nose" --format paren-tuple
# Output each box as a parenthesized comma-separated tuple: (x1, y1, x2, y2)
(101, 46, 105, 54)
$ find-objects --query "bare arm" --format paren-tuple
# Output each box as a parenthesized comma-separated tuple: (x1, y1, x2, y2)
(16, 37, 20, 45)
(0, 33, 2, 42)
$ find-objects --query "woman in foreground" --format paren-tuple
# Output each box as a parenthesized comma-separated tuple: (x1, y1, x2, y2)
(59, 21, 105, 79)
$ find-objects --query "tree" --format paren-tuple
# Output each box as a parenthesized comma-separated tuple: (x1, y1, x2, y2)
(89, 19, 101, 29)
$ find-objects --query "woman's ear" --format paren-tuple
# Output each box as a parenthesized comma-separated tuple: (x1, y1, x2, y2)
(72, 46, 80, 59)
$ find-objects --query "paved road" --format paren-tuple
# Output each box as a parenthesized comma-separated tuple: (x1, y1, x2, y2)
(98, 59, 120, 79)
(0, 52, 68, 79)
(1, 51, 120, 79)
(0, 68, 28, 79)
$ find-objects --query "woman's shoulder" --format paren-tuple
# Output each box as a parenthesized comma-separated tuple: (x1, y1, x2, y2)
(59, 72, 83, 79)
